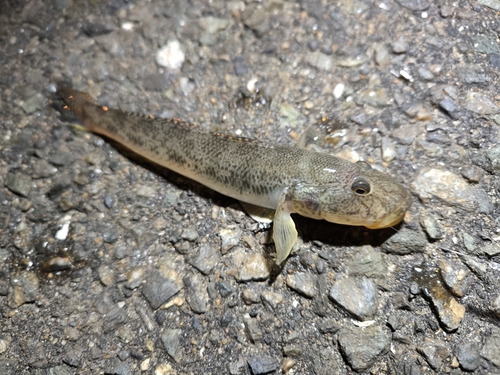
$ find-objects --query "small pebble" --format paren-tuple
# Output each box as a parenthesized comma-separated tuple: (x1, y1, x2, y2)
(391, 39, 408, 53)
(463, 91, 499, 115)
(55, 222, 70, 240)
(460, 165, 483, 183)
(286, 272, 317, 298)
(381, 137, 397, 162)
(439, 260, 472, 297)
(419, 214, 443, 240)
(5, 172, 32, 197)
(181, 227, 199, 242)
(97, 265, 114, 286)
(220, 227, 242, 253)
(418, 67, 434, 80)
(156, 40, 184, 69)
(422, 279, 465, 332)
(329, 276, 378, 320)
(125, 268, 144, 290)
(337, 325, 390, 371)
(190, 244, 220, 275)
(282, 358, 295, 372)
(238, 254, 270, 282)
(261, 291, 283, 310)
(161, 329, 182, 363)
(247, 356, 278, 375)
(417, 338, 451, 371)
(439, 97, 459, 120)
(103, 194, 115, 208)
(455, 341, 480, 371)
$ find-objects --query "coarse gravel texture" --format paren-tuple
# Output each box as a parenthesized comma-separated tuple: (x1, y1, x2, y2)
(1, 0, 500, 374)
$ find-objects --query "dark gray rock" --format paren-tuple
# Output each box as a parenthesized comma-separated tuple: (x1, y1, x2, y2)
(417, 338, 450, 371)
(117, 350, 129, 361)
(102, 224, 119, 244)
(190, 244, 220, 275)
(103, 306, 127, 334)
(338, 325, 390, 371)
(5, 172, 32, 197)
(460, 165, 483, 183)
(114, 245, 130, 260)
(242, 287, 261, 305)
(439, 259, 473, 297)
(480, 327, 500, 367)
(141, 269, 181, 309)
(347, 246, 387, 284)
(31, 159, 57, 179)
(233, 56, 248, 76)
(419, 214, 444, 240)
(387, 314, 402, 331)
(161, 329, 182, 363)
(247, 356, 278, 375)
(286, 272, 317, 298)
(83, 22, 115, 37)
(439, 97, 459, 119)
(317, 319, 341, 334)
(283, 345, 302, 357)
(216, 280, 233, 298)
(309, 346, 342, 375)
(244, 318, 263, 344)
(260, 290, 283, 310)
(104, 358, 132, 375)
(183, 273, 209, 314)
(427, 129, 452, 145)
(381, 228, 427, 255)
(472, 146, 500, 174)
(103, 194, 115, 208)
(455, 341, 480, 371)
(329, 276, 378, 320)
(472, 187, 494, 214)
(62, 346, 83, 368)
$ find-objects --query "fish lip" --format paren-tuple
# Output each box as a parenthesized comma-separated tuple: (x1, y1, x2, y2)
(366, 190, 412, 229)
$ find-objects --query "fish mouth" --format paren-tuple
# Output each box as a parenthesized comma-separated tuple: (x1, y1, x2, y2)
(366, 190, 412, 229)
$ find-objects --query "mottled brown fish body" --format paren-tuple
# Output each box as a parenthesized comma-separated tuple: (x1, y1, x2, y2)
(59, 87, 412, 263)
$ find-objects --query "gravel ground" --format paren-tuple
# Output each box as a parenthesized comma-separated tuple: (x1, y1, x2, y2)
(1, 0, 500, 374)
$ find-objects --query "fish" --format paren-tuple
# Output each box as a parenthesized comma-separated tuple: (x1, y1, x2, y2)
(58, 87, 412, 264)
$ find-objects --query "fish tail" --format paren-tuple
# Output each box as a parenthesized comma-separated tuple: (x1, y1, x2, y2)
(57, 87, 99, 130)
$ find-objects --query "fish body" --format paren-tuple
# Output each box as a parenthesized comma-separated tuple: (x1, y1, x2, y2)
(58, 87, 412, 263)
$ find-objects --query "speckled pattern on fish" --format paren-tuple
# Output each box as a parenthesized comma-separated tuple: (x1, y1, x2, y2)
(58, 87, 412, 263)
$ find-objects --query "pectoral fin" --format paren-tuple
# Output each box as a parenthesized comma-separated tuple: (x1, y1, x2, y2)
(240, 201, 274, 224)
(273, 187, 298, 264)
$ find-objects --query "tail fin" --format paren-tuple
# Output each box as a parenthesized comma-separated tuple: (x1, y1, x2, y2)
(57, 87, 98, 119)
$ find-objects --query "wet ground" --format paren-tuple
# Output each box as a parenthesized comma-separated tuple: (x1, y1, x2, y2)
(1, 0, 500, 374)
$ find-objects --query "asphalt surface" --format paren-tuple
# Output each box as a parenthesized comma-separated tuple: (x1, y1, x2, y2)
(1, 0, 500, 374)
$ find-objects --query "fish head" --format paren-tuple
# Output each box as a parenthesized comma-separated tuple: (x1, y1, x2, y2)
(291, 161, 412, 229)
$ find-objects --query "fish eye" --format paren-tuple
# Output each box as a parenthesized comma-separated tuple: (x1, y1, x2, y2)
(351, 177, 371, 195)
